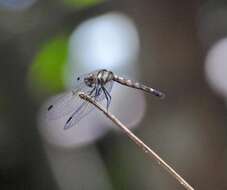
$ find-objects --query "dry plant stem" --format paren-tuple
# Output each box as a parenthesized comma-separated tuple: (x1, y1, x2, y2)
(79, 92, 194, 190)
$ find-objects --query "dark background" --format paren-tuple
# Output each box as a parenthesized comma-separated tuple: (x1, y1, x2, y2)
(1, 0, 227, 189)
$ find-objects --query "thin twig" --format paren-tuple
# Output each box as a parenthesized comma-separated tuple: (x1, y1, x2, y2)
(79, 92, 194, 190)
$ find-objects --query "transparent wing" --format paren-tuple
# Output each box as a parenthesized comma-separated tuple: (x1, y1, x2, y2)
(63, 82, 114, 129)
(64, 101, 94, 129)
(63, 80, 113, 129)
(47, 70, 114, 127)
(46, 81, 113, 120)
(46, 81, 93, 120)
(46, 91, 80, 120)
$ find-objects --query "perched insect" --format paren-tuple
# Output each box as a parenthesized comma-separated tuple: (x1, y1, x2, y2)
(47, 69, 165, 129)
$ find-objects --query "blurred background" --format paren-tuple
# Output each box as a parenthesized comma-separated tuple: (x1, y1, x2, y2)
(1, 0, 227, 189)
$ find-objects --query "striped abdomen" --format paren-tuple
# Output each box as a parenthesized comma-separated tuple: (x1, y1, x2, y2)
(113, 75, 165, 98)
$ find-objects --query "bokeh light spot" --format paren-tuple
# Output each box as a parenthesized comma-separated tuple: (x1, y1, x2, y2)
(68, 12, 140, 76)
(205, 38, 227, 98)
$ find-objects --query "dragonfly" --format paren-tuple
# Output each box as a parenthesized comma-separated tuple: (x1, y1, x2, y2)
(47, 69, 165, 129)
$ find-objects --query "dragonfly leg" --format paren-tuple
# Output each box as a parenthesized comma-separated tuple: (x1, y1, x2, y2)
(103, 87, 111, 103)
(98, 87, 102, 96)
(102, 87, 109, 110)
(89, 85, 96, 96)
(94, 84, 100, 98)
(88, 83, 98, 99)
(105, 88, 111, 102)
(102, 87, 111, 110)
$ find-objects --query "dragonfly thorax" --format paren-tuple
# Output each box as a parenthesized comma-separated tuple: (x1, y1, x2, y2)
(84, 69, 114, 87)
(97, 69, 114, 86)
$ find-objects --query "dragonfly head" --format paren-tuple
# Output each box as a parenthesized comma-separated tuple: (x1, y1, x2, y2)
(84, 74, 96, 87)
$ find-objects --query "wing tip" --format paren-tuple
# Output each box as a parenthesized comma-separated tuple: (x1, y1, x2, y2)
(47, 105, 53, 111)
(153, 89, 166, 99)
(64, 116, 73, 130)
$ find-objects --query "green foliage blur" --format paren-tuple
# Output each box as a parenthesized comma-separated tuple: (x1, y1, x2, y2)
(28, 35, 69, 97)
(64, 0, 104, 9)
